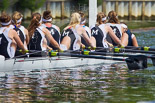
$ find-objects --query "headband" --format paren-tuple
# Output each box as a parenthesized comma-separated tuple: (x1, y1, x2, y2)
(39, 17, 42, 23)
(12, 17, 23, 24)
(121, 24, 128, 29)
(1, 20, 11, 26)
(102, 17, 107, 21)
(42, 18, 52, 22)
(80, 19, 86, 24)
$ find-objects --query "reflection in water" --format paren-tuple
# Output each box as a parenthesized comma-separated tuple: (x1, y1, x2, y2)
(0, 65, 155, 102)
(0, 31, 154, 102)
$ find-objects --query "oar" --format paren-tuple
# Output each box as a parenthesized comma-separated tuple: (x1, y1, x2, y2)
(6, 50, 49, 60)
(84, 46, 155, 51)
(66, 50, 155, 67)
(83, 47, 155, 54)
(151, 55, 155, 66)
(125, 46, 155, 51)
(71, 50, 155, 66)
(49, 51, 148, 70)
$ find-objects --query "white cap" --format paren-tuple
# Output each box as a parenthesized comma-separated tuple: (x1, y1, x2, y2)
(121, 24, 128, 29)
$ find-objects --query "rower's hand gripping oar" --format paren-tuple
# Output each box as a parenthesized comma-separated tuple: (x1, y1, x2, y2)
(49, 51, 148, 70)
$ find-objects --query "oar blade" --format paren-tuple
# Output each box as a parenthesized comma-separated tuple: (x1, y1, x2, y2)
(126, 55, 147, 70)
(151, 55, 155, 66)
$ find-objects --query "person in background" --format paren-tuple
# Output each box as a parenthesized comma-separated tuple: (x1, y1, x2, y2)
(42, 10, 60, 50)
(121, 23, 138, 47)
(11, 11, 29, 56)
(90, 12, 122, 48)
(60, 12, 95, 50)
(107, 10, 128, 46)
(27, 13, 61, 56)
(0, 13, 27, 58)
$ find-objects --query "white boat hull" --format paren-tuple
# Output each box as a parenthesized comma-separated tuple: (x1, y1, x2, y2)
(0, 55, 125, 72)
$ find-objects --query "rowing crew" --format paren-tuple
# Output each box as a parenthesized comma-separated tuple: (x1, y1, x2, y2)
(0, 10, 138, 58)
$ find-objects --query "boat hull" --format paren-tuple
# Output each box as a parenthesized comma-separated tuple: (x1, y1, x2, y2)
(0, 55, 125, 72)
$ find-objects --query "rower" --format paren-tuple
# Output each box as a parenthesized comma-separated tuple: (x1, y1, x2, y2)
(79, 12, 91, 47)
(121, 23, 139, 47)
(0, 13, 27, 58)
(106, 10, 128, 46)
(11, 11, 29, 56)
(42, 10, 60, 50)
(90, 12, 122, 48)
(60, 12, 95, 50)
(27, 13, 61, 56)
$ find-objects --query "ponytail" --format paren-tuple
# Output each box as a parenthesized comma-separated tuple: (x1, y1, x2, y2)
(28, 13, 41, 39)
(107, 10, 120, 24)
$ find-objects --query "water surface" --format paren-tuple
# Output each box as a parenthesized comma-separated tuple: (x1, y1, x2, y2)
(0, 26, 155, 103)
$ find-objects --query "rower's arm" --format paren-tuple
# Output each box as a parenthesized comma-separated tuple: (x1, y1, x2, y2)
(107, 26, 122, 46)
(121, 32, 128, 46)
(43, 28, 61, 50)
(11, 29, 26, 52)
(121, 26, 128, 46)
(78, 27, 95, 48)
(56, 26, 61, 35)
(24, 28, 29, 45)
(132, 34, 138, 47)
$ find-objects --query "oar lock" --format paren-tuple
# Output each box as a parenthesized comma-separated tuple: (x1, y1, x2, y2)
(143, 46, 150, 51)
(19, 49, 29, 53)
(83, 51, 90, 55)
(50, 51, 58, 56)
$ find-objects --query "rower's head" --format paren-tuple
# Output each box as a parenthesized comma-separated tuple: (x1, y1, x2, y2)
(96, 12, 107, 25)
(121, 22, 128, 33)
(79, 12, 86, 25)
(43, 10, 52, 23)
(69, 12, 81, 27)
(107, 11, 120, 24)
(12, 11, 23, 26)
(0, 13, 11, 27)
(28, 12, 42, 38)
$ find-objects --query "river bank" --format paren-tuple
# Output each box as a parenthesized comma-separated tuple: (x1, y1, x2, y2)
(131, 27, 155, 33)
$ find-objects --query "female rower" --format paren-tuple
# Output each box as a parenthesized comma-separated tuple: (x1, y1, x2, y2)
(60, 12, 95, 50)
(79, 12, 91, 47)
(90, 12, 122, 48)
(12, 11, 29, 55)
(121, 23, 138, 47)
(42, 10, 60, 50)
(0, 13, 27, 58)
(28, 13, 61, 55)
(106, 10, 128, 46)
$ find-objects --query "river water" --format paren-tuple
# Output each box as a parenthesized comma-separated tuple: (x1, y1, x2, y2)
(0, 24, 155, 102)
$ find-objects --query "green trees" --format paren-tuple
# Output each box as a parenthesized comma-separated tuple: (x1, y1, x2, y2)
(16, 0, 46, 15)
(0, 0, 10, 13)
(0, 0, 46, 15)
(75, 0, 102, 6)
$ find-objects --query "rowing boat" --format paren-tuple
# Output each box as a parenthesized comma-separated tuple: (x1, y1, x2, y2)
(1, 46, 154, 72)
(0, 54, 125, 72)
